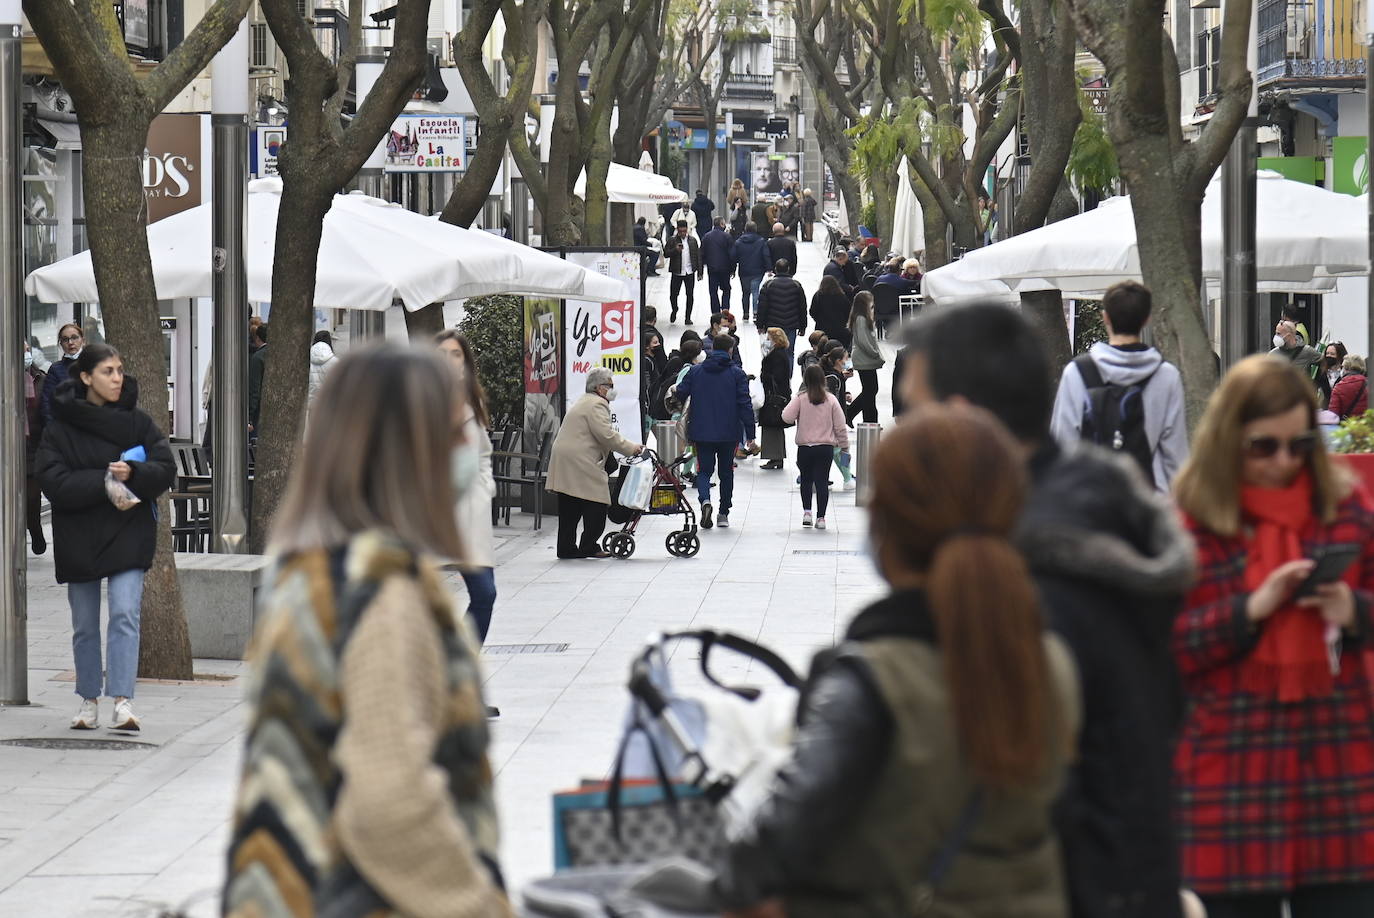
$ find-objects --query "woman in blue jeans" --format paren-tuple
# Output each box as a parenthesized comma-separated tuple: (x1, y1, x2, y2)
(37, 344, 175, 731)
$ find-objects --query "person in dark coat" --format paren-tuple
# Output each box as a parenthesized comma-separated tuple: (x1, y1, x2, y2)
(633, 216, 658, 277)
(822, 248, 856, 298)
(41, 322, 85, 424)
(728, 199, 748, 237)
(700, 217, 738, 314)
(664, 220, 704, 324)
(734, 222, 772, 322)
(750, 199, 773, 236)
(248, 322, 269, 434)
(755, 260, 808, 364)
(1329, 353, 1368, 420)
(758, 326, 792, 469)
(776, 196, 800, 237)
(24, 343, 47, 554)
(37, 343, 176, 733)
(809, 274, 853, 351)
(766, 223, 798, 275)
(800, 189, 818, 242)
(673, 335, 757, 530)
(690, 190, 715, 233)
(899, 303, 1195, 918)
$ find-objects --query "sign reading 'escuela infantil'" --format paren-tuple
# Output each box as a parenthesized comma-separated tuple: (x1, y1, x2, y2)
(383, 114, 467, 173)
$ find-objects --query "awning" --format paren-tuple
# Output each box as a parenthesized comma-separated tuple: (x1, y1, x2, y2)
(38, 118, 80, 150)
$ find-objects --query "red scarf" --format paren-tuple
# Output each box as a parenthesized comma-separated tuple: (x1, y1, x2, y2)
(1239, 472, 1333, 701)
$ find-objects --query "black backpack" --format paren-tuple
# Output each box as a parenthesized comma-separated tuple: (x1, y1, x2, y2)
(1074, 354, 1158, 488)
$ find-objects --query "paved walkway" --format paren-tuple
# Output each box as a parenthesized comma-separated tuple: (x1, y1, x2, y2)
(0, 235, 897, 916)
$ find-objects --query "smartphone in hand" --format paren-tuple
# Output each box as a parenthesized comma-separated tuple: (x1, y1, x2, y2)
(1292, 544, 1362, 600)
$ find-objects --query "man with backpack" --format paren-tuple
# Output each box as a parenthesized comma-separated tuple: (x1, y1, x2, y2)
(1050, 280, 1188, 491)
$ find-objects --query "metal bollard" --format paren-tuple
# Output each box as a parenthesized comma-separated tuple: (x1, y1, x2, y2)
(653, 420, 684, 462)
(855, 423, 882, 506)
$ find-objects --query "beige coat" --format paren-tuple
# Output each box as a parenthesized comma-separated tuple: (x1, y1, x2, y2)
(547, 394, 638, 504)
(455, 416, 495, 569)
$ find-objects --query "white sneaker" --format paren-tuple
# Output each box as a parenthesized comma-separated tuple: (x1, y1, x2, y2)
(70, 698, 98, 730)
(816, 517, 827, 530)
(844, 479, 857, 491)
(111, 697, 140, 732)
(802, 511, 813, 527)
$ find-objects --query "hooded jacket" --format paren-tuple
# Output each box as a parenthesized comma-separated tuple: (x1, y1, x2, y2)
(308, 342, 337, 403)
(1049, 342, 1189, 491)
(734, 232, 772, 279)
(673, 350, 756, 444)
(36, 376, 176, 584)
(756, 275, 808, 334)
(1017, 442, 1197, 918)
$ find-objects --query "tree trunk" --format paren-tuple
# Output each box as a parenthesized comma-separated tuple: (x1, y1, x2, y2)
(404, 304, 447, 340)
(1021, 290, 1072, 375)
(248, 178, 330, 553)
(868, 164, 897, 241)
(81, 125, 193, 680)
(544, 91, 583, 245)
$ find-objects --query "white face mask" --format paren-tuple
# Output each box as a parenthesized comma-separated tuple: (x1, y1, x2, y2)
(450, 441, 479, 499)
(1273, 334, 1287, 349)
(761, 340, 775, 356)
(23, 350, 33, 369)
(604, 386, 618, 402)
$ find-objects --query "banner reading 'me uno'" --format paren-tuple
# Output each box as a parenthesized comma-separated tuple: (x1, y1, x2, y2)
(562, 250, 643, 441)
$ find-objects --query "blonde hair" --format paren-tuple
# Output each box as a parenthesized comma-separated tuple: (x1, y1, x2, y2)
(1174, 354, 1349, 536)
(766, 326, 789, 350)
(270, 344, 465, 559)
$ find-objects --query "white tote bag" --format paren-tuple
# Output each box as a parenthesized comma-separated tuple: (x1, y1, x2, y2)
(617, 455, 656, 512)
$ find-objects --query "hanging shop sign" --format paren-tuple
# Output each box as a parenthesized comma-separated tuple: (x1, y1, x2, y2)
(383, 114, 467, 172)
(255, 127, 285, 178)
(123, 0, 151, 49)
(144, 114, 206, 223)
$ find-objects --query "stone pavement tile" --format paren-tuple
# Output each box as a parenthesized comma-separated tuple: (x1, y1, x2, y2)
(0, 875, 154, 918)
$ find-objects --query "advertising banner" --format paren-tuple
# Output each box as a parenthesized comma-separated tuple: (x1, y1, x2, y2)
(751, 151, 803, 201)
(384, 114, 467, 172)
(562, 250, 644, 441)
(1332, 136, 1369, 196)
(523, 296, 563, 454)
(255, 127, 285, 178)
(144, 114, 208, 223)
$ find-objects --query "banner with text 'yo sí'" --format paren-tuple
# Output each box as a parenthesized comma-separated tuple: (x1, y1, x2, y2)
(563, 249, 643, 442)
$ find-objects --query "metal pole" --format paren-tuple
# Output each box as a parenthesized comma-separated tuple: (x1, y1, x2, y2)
(0, 1, 26, 704)
(211, 21, 250, 554)
(855, 423, 881, 506)
(510, 177, 530, 244)
(1221, 8, 1260, 369)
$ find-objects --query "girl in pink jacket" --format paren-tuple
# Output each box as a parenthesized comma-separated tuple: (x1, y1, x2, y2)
(782, 364, 850, 530)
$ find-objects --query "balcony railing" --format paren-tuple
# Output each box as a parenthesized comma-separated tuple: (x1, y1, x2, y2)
(1257, 0, 1368, 86)
(774, 37, 797, 64)
(724, 72, 776, 101)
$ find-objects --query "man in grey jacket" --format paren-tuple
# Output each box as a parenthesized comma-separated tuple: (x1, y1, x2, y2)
(1270, 319, 1321, 375)
(1049, 281, 1187, 491)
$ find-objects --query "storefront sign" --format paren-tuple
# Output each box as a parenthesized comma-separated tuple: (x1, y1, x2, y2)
(1332, 136, 1369, 196)
(384, 114, 466, 172)
(681, 126, 729, 150)
(766, 117, 790, 140)
(255, 127, 285, 177)
(144, 114, 203, 223)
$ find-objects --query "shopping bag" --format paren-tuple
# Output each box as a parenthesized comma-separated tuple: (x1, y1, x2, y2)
(552, 723, 726, 870)
(748, 378, 765, 411)
(617, 455, 656, 512)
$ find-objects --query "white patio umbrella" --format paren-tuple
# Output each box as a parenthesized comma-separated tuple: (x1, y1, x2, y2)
(575, 162, 688, 204)
(24, 177, 625, 309)
(922, 171, 1364, 303)
(889, 156, 925, 260)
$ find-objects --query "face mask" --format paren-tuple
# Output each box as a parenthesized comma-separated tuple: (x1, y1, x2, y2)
(1273, 334, 1287, 349)
(761, 340, 775, 356)
(844, 358, 854, 370)
(23, 351, 32, 369)
(450, 441, 479, 499)
(604, 386, 618, 402)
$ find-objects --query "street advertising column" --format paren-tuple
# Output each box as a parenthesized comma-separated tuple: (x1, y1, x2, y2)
(562, 248, 644, 441)
(523, 296, 563, 455)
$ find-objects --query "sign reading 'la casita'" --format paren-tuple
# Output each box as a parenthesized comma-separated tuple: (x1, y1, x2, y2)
(384, 114, 466, 173)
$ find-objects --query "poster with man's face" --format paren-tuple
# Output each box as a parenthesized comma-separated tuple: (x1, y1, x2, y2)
(752, 153, 783, 197)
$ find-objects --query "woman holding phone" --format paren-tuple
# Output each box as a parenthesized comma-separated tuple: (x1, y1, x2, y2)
(1172, 354, 1374, 916)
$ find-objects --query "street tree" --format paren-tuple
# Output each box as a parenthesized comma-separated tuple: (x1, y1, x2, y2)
(403, 0, 548, 338)
(1067, 0, 1252, 423)
(249, 0, 432, 552)
(25, 0, 254, 679)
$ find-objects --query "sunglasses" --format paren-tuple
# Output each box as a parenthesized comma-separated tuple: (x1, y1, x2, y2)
(1245, 432, 1319, 460)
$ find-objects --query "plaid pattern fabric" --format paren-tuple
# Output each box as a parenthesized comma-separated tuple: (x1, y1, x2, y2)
(1174, 496, 1374, 895)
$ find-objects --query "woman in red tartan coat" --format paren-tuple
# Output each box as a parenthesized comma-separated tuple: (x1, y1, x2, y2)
(1172, 355, 1374, 917)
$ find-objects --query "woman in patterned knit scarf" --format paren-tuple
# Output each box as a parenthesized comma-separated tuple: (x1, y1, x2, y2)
(223, 344, 513, 918)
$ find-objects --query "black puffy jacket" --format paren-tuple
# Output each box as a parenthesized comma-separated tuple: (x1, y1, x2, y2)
(37, 376, 176, 584)
(756, 275, 808, 334)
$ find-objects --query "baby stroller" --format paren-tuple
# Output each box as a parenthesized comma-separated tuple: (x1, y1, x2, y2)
(523, 630, 804, 917)
(604, 449, 699, 559)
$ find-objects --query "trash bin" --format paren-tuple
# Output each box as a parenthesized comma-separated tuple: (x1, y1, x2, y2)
(855, 423, 882, 505)
(653, 420, 684, 462)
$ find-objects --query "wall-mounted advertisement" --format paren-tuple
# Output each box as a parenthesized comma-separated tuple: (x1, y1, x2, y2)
(384, 114, 466, 172)
(751, 151, 803, 201)
(562, 250, 643, 441)
(255, 127, 285, 178)
(523, 296, 563, 453)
